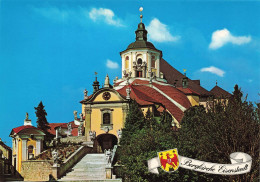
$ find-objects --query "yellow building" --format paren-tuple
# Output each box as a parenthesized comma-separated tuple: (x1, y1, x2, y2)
(81, 75, 129, 152)
(9, 114, 45, 173)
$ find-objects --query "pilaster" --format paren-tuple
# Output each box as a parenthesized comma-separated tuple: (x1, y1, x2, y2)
(21, 139, 27, 161)
(36, 139, 41, 156)
(85, 107, 92, 141)
(122, 105, 129, 127)
(147, 52, 151, 77)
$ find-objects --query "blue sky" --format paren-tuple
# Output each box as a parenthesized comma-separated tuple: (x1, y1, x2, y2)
(0, 0, 259, 147)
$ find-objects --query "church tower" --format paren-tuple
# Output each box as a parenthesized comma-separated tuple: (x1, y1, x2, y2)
(120, 8, 163, 79)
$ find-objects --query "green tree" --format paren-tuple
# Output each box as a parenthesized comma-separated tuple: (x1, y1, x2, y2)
(35, 101, 50, 131)
(117, 101, 180, 181)
(35, 101, 51, 148)
(178, 85, 260, 182)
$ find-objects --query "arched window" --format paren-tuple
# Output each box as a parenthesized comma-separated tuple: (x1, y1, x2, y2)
(103, 113, 111, 124)
(28, 145, 34, 159)
(125, 56, 129, 69)
(137, 58, 142, 65)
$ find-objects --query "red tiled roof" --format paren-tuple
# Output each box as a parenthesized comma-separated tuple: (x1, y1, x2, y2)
(47, 122, 80, 137)
(160, 59, 212, 96)
(152, 83, 191, 109)
(210, 85, 231, 98)
(11, 125, 37, 135)
(132, 85, 185, 121)
(177, 87, 200, 96)
(59, 121, 79, 129)
(47, 123, 66, 135)
(116, 81, 189, 122)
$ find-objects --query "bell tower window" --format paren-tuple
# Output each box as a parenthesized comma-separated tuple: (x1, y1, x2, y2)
(125, 56, 129, 69)
(137, 58, 142, 65)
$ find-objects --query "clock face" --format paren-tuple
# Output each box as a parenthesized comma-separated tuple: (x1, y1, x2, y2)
(102, 92, 111, 100)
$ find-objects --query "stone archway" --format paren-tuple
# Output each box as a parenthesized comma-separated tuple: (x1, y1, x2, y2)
(96, 134, 118, 153)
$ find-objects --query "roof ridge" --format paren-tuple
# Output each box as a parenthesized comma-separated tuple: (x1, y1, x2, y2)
(151, 84, 187, 112)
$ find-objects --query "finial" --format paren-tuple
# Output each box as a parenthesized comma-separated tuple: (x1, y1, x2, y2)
(84, 89, 88, 99)
(183, 69, 187, 76)
(139, 7, 143, 23)
(25, 112, 29, 120)
(95, 72, 98, 76)
(216, 80, 218, 86)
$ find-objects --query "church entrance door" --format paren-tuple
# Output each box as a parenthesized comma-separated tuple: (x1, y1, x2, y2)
(96, 134, 118, 153)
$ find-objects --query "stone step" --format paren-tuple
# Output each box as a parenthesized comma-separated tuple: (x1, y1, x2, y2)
(59, 180, 122, 182)
(59, 153, 111, 181)
(66, 171, 105, 176)
(61, 175, 106, 180)
(73, 164, 106, 169)
(60, 180, 121, 182)
(72, 166, 105, 171)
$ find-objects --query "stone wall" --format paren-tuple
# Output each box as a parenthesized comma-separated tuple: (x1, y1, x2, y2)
(20, 145, 92, 181)
(60, 136, 87, 144)
(21, 160, 53, 181)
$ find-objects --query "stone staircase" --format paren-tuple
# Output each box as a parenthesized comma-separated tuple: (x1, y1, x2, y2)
(60, 153, 110, 181)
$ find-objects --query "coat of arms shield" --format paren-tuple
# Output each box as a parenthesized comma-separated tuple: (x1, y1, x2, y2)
(158, 148, 179, 172)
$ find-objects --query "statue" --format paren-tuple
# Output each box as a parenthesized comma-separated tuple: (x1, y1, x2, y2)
(67, 123, 72, 136)
(105, 149, 112, 164)
(123, 70, 127, 78)
(126, 87, 131, 100)
(84, 89, 88, 99)
(25, 112, 29, 120)
(117, 129, 122, 139)
(129, 71, 132, 77)
(126, 76, 130, 85)
(89, 130, 96, 141)
(80, 113, 83, 122)
(78, 123, 83, 136)
(73, 111, 77, 120)
(52, 150, 59, 166)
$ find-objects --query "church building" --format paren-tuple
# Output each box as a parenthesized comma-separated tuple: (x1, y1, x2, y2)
(80, 13, 231, 152)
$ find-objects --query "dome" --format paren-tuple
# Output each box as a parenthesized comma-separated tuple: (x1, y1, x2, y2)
(126, 41, 158, 50)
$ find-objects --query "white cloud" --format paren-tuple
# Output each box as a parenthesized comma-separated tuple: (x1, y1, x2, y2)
(106, 59, 119, 69)
(209, 28, 251, 49)
(147, 18, 180, 42)
(248, 79, 253, 83)
(200, 66, 225, 77)
(89, 8, 123, 27)
(32, 7, 70, 22)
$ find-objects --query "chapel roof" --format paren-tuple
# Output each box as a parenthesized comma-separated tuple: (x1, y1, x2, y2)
(210, 85, 232, 98)
(115, 78, 191, 122)
(10, 125, 45, 136)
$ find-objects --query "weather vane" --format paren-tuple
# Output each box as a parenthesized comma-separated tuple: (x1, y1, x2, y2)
(139, 7, 143, 23)
(94, 72, 98, 76)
